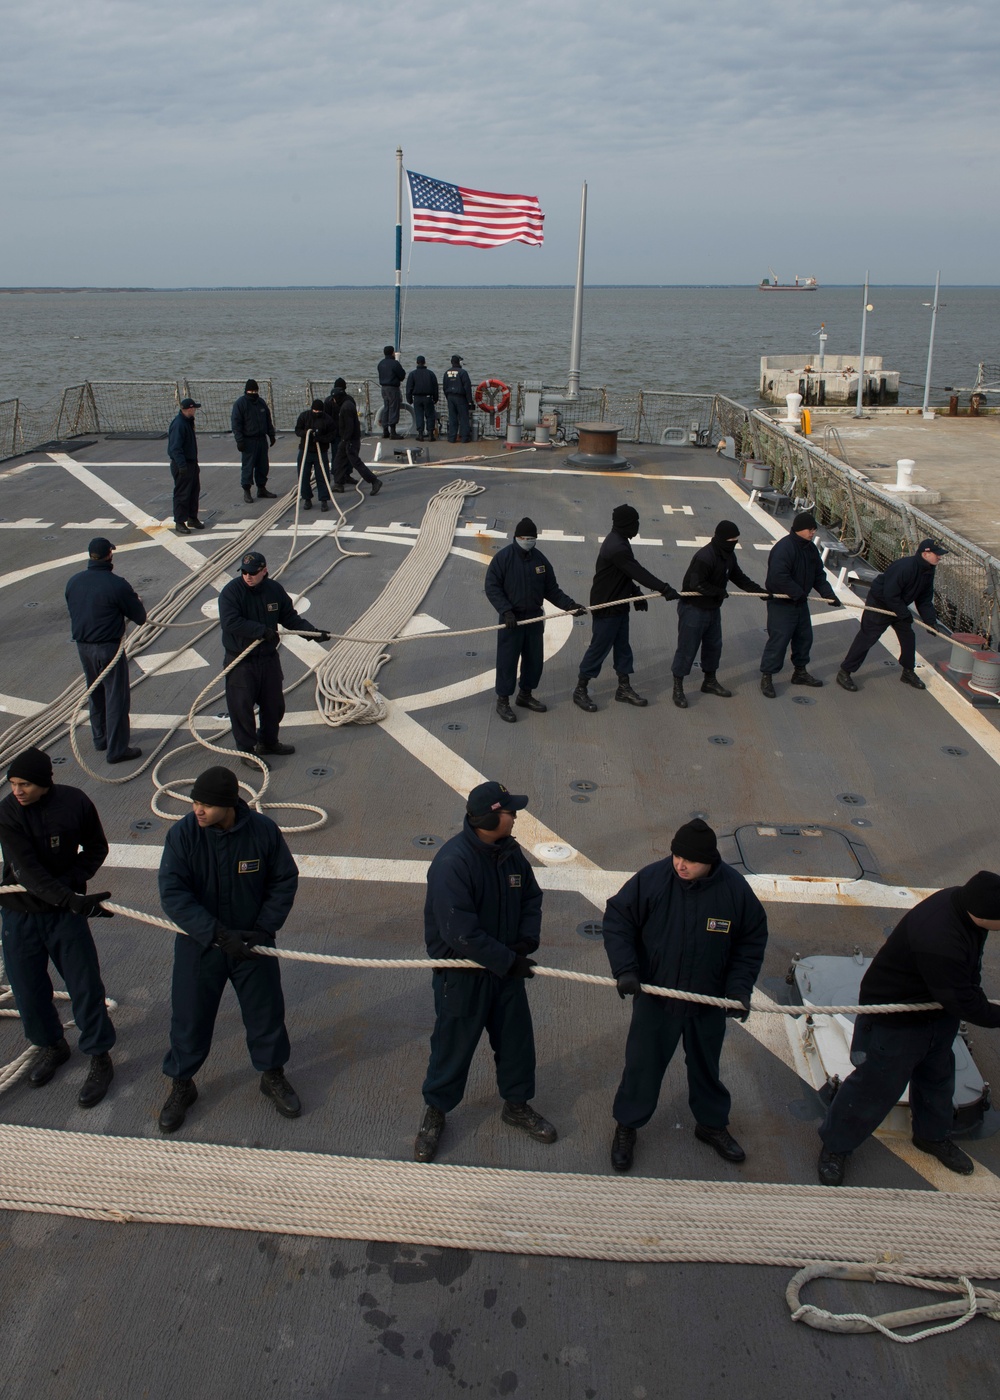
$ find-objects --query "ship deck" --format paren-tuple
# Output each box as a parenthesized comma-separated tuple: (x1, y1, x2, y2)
(2, 432, 1000, 1398)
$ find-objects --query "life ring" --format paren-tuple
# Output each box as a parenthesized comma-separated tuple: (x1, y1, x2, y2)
(474, 379, 511, 417)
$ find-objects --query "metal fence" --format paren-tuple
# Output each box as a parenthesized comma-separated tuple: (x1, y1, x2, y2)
(0, 400, 22, 459)
(513, 386, 715, 445)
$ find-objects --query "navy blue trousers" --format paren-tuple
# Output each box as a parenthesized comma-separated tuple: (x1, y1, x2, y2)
(672, 603, 723, 678)
(612, 997, 730, 1130)
(380, 386, 402, 428)
(77, 640, 132, 760)
(446, 396, 471, 442)
(239, 438, 270, 491)
(162, 935, 290, 1080)
(422, 970, 535, 1112)
(411, 396, 435, 436)
(1, 909, 115, 1054)
(298, 446, 330, 502)
(819, 1013, 959, 1153)
(761, 600, 813, 675)
(578, 611, 634, 681)
(170, 461, 200, 524)
(841, 610, 916, 674)
(225, 651, 285, 752)
(332, 434, 376, 487)
(495, 618, 544, 697)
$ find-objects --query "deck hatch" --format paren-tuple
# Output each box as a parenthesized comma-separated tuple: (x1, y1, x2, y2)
(734, 824, 868, 880)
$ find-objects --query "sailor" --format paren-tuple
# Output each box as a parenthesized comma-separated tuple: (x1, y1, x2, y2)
(231, 378, 277, 505)
(671, 519, 764, 709)
(405, 355, 439, 442)
(377, 345, 406, 439)
(836, 538, 951, 693)
(484, 516, 587, 723)
(602, 819, 767, 1172)
(218, 550, 331, 766)
(0, 746, 116, 1107)
(759, 512, 841, 697)
(414, 781, 557, 1163)
(328, 378, 382, 496)
(817, 871, 1000, 1186)
(293, 398, 335, 511)
(64, 537, 146, 764)
(166, 395, 203, 534)
(157, 764, 301, 1133)
(573, 504, 679, 712)
(442, 354, 474, 443)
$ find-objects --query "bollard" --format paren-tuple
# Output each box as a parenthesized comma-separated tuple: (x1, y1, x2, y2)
(749, 461, 771, 490)
(784, 392, 803, 426)
(971, 651, 1000, 692)
(506, 421, 523, 445)
(949, 395, 959, 417)
(534, 423, 551, 445)
(895, 459, 915, 489)
(948, 634, 986, 677)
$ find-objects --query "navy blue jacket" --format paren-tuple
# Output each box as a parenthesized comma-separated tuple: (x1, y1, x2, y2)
(405, 366, 439, 402)
(485, 543, 580, 620)
(764, 531, 837, 606)
(231, 394, 275, 445)
(0, 785, 108, 914)
(159, 801, 298, 948)
(330, 392, 361, 446)
(590, 528, 670, 616)
(868, 552, 938, 627)
(294, 408, 336, 450)
(681, 541, 762, 611)
(218, 574, 314, 658)
(602, 858, 768, 1014)
(378, 356, 406, 388)
(167, 410, 198, 470)
(424, 820, 542, 977)
(442, 366, 473, 403)
(861, 887, 1000, 1028)
(65, 559, 147, 644)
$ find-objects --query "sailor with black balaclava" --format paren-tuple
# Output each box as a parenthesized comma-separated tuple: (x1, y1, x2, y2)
(670, 519, 764, 709)
(231, 378, 277, 505)
(484, 517, 586, 724)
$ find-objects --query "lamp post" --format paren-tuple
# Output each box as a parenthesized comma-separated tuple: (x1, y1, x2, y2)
(921, 271, 941, 419)
(854, 272, 873, 419)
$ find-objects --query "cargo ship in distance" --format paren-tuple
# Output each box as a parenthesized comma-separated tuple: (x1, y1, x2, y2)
(759, 269, 818, 290)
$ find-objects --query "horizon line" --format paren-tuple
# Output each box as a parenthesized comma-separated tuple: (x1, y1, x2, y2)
(2, 283, 999, 293)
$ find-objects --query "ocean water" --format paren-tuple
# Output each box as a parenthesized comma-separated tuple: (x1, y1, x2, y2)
(1, 285, 997, 412)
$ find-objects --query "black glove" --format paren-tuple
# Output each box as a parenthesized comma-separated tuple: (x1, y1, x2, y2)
(269, 435, 277, 447)
(569, 605, 587, 617)
(512, 939, 536, 955)
(616, 971, 642, 999)
(314, 630, 331, 642)
(215, 928, 256, 961)
(245, 928, 272, 947)
(507, 954, 536, 979)
(660, 584, 680, 602)
(66, 890, 112, 918)
(235, 440, 246, 452)
(826, 597, 842, 608)
(726, 999, 751, 1022)
(262, 627, 279, 644)
(633, 597, 648, 613)
(502, 611, 518, 632)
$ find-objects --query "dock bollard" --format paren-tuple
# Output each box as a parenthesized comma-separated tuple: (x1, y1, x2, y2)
(947, 634, 986, 678)
(971, 651, 1000, 693)
(748, 461, 771, 490)
(895, 459, 915, 489)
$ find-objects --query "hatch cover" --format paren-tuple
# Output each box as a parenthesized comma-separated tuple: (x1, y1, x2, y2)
(734, 824, 869, 879)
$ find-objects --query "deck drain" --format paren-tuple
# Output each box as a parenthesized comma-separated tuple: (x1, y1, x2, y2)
(131, 819, 155, 833)
(464, 651, 478, 657)
(43, 534, 57, 540)
(534, 842, 575, 862)
(576, 920, 604, 940)
(307, 766, 331, 778)
(412, 835, 443, 849)
(570, 779, 598, 792)
(50, 756, 67, 765)
(708, 735, 733, 746)
(443, 721, 467, 733)
(850, 817, 873, 828)
(836, 792, 867, 806)
(791, 696, 816, 706)
(941, 745, 968, 757)
(23, 601, 39, 608)
(215, 712, 229, 721)
(570, 794, 590, 804)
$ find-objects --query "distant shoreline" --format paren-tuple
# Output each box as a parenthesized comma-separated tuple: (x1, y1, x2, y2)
(2, 284, 997, 294)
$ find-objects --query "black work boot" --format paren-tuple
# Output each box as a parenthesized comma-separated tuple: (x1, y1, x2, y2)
(301, 497, 312, 511)
(496, 696, 517, 723)
(78, 1052, 114, 1109)
(256, 741, 295, 756)
(414, 1105, 446, 1162)
(257, 488, 277, 499)
(260, 1068, 301, 1118)
(912, 1136, 974, 1174)
(760, 673, 777, 698)
(573, 679, 598, 712)
(515, 690, 547, 712)
(900, 668, 926, 690)
(501, 1100, 557, 1143)
(791, 667, 823, 687)
(701, 672, 732, 697)
(389, 427, 401, 440)
(836, 668, 859, 692)
(370, 478, 383, 496)
(159, 1077, 198, 1133)
(382, 428, 391, 439)
(615, 676, 648, 707)
(672, 677, 688, 709)
(243, 488, 254, 504)
(817, 1147, 848, 1186)
(695, 1123, 746, 1163)
(611, 1123, 637, 1173)
(29, 1038, 71, 1087)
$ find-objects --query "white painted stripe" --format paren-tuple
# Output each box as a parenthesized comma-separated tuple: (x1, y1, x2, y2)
(0, 693, 46, 717)
(0, 538, 158, 592)
(662, 505, 695, 516)
(676, 538, 743, 548)
(0, 518, 53, 529)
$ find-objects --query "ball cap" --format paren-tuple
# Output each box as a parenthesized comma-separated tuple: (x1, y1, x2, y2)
(467, 780, 528, 822)
(179, 396, 200, 409)
(241, 550, 267, 574)
(451, 354, 463, 365)
(919, 538, 950, 556)
(88, 536, 115, 557)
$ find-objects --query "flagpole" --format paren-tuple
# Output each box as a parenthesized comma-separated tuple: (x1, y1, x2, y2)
(394, 148, 403, 349)
(567, 181, 587, 400)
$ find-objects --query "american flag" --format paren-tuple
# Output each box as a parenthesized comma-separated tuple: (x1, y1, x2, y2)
(406, 170, 544, 249)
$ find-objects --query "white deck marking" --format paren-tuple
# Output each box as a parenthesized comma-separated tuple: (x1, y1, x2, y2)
(397, 613, 449, 638)
(662, 505, 695, 515)
(537, 529, 586, 542)
(0, 693, 46, 717)
(0, 538, 157, 592)
(675, 537, 742, 548)
(596, 535, 663, 546)
(133, 647, 210, 677)
(61, 518, 129, 530)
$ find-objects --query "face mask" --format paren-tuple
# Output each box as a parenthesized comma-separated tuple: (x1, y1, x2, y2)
(515, 537, 536, 551)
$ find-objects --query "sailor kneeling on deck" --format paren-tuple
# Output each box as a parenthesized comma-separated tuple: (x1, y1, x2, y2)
(157, 765, 301, 1133)
(415, 781, 557, 1163)
(817, 871, 1000, 1186)
(602, 819, 768, 1173)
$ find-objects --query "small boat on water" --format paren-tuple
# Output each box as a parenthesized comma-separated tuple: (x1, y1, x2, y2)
(759, 269, 818, 291)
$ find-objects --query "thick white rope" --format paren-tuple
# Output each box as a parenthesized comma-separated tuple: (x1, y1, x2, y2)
(787, 1262, 1000, 1340)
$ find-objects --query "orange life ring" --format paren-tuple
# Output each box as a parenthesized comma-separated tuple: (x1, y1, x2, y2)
(474, 379, 511, 416)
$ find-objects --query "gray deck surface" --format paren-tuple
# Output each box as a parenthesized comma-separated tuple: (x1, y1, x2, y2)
(2, 435, 1000, 1398)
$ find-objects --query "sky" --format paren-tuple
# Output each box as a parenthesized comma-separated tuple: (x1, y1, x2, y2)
(0, 0, 996, 286)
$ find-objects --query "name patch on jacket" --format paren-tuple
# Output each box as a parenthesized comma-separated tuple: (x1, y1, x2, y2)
(535, 565, 546, 574)
(50, 835, 60, 849)
(508, 874, 522, 887)
(266, 602, 279, 613)
(706, 917, 731, 933)
(238, 859, 261, 874)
